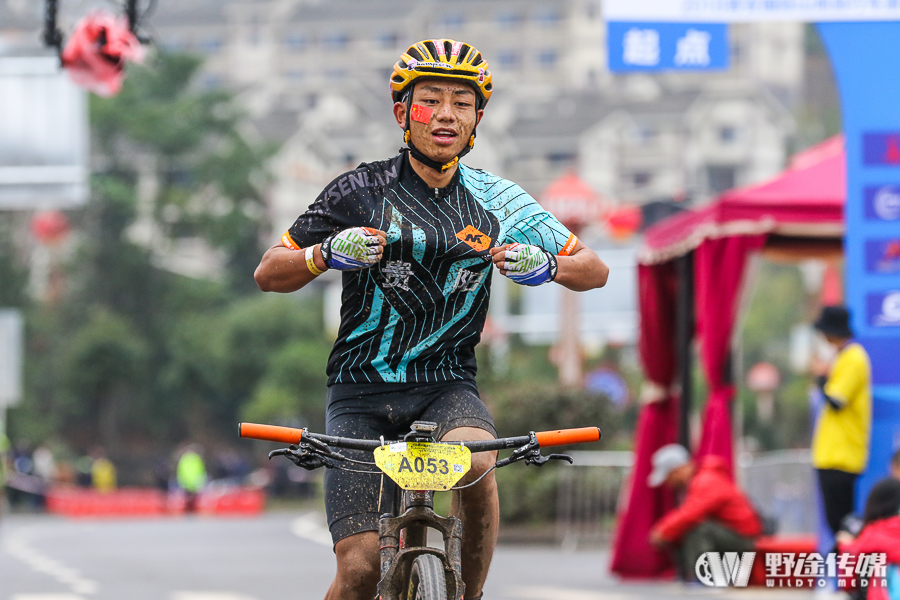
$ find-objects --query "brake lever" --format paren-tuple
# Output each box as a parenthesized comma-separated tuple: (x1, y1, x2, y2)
(526, 453, 574, 467)
(269, 446, 327, 470)
(493, 433, 576, 468)
(268, 435, 343, 471)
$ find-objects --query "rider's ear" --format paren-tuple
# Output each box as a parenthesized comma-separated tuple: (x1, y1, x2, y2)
(393, 102, 407, 129)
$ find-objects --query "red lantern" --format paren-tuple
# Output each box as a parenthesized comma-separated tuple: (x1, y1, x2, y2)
(605, 205, 642, 240)
(31, 211, 70, 246)
(540, 171, 604, 234)
(746, 362, 780, 393)
(61, 10, 145, 97)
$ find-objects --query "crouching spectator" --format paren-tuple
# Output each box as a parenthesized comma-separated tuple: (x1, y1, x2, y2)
(840, 477, 900, 600)
(648, 444, 762, 580)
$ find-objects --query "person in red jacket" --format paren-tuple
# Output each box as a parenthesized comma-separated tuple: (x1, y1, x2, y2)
(648, 444, 763, 580)
(840, 478, 900, 600)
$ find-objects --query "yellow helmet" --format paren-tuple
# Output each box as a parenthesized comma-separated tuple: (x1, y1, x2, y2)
(390, 39, 493, 108)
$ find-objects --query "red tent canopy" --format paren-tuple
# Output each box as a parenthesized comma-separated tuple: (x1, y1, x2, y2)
(611, 136, 846, 579)
(640, 136, 845, 265)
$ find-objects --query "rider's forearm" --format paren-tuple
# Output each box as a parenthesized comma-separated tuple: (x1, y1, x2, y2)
(554, 244, 609, 291)
(254, 244, 327, 293)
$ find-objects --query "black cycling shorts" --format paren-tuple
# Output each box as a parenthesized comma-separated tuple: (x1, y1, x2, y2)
(323, 380, 496, 546)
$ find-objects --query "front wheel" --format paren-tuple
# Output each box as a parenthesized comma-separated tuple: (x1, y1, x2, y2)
(407, 554, 447, 600)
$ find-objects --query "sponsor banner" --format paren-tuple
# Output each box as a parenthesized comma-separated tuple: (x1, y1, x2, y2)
(604, 0, 900, 23)
(863, 132, 900, 166)
(864, 239, 900, 273)
(867, 291, 900, 327)
(864, 185, 900, 221)
(607, 22, 729, 72)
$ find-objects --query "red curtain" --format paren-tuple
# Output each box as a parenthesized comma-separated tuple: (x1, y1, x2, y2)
(610, 262, 679, 578)
(693, 235, 766, 474)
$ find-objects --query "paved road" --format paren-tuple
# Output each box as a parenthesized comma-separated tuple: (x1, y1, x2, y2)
(1, 512, 817, 600)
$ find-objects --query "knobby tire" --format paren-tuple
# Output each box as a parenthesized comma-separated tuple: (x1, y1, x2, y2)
(407, 554, 447, 600)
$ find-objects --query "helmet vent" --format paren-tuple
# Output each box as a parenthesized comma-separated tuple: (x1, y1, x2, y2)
(408, 46, 425, 61)
(421, 40, 438, 60)
(472, 53, 484, 66)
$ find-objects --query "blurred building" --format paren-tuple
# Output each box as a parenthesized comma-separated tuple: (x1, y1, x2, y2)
(145, 0, 804, 237)
(0, 0, 807, 347)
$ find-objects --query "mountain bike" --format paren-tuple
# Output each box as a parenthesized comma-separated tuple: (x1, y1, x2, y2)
(239, 420, 601, 600)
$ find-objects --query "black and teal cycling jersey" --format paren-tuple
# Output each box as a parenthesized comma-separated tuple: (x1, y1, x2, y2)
(282, 150, 577, 385)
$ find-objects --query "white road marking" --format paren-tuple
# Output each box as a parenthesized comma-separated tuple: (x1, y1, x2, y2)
(503, 586, 628, 600)
(11, 595, 86, 600)
(171, 593, 260, 600)
(503, 584, 817, 600)
(2, 527, 99, 595)
(289, 512, 333, 547)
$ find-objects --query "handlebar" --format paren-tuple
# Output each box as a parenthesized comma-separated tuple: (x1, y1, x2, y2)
(239, 423, 601, 452)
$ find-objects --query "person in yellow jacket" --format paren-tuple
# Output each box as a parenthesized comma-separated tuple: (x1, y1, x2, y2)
(176, 444, 207, 513)
(90, 448, 117, 493)
(811, 305, 872, 535)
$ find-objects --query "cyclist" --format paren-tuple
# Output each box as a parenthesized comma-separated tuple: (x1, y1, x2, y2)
(254, 39, 609, 600)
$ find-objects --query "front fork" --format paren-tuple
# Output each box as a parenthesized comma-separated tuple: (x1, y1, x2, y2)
(376, 489, 465, 600)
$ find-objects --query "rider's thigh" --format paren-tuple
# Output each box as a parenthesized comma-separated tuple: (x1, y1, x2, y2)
(441, 426, 498, 483)
(334, 531, 380, 586)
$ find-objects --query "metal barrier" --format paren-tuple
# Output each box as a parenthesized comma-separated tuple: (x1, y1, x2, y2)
(555, 449, 817, 548)
(738, 449, 817, 535)
(556, 451, 632, 549)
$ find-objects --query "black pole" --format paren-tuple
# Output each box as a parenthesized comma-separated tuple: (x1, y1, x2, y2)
(675, 252, 695, 450)
(43, 0, 64, 58)
(126, 0, 139, 33)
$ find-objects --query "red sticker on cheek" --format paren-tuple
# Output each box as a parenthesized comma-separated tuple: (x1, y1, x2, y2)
(410, 104, 433, 124)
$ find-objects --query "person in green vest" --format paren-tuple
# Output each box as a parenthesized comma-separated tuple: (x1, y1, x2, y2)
(176, 444, 207, 513)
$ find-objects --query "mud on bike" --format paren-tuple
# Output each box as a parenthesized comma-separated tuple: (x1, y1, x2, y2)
(239, 420, 601, 600)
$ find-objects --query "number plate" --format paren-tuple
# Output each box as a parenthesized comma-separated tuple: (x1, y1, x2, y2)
(373, 442, 471, 491)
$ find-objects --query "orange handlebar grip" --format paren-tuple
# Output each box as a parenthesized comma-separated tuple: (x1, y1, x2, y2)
(239, 423, 305, 444)
(535, 427, 601, 447)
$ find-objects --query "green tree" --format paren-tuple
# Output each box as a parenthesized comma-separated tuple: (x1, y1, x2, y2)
(9, 51, 291, 464)
(61, 308, 150, 453)
(0, 214, 28, 308)
(738, 260, 814, 450)
(90, 51, 276, 294)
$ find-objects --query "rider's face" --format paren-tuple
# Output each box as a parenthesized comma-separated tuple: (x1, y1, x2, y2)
(394, 80, 483, 167)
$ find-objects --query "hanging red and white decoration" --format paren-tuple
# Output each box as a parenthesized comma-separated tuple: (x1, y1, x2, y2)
(61, 10, 145, 97)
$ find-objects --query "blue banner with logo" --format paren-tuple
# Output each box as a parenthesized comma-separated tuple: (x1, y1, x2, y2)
(819, 23, 900, 512)
(607, 22, 729, 72)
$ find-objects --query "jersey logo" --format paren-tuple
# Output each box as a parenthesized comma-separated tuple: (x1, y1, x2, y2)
(382, 260, 412, 291)
(455, 226, 491, 252)
(452, 268, 485, 294)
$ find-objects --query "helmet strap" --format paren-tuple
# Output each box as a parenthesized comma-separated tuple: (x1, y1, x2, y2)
(403, 83, 478, 174)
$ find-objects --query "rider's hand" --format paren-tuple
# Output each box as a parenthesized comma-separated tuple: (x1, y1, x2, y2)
(490, 243, 557, 286)
(320, 227, 386, 271)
